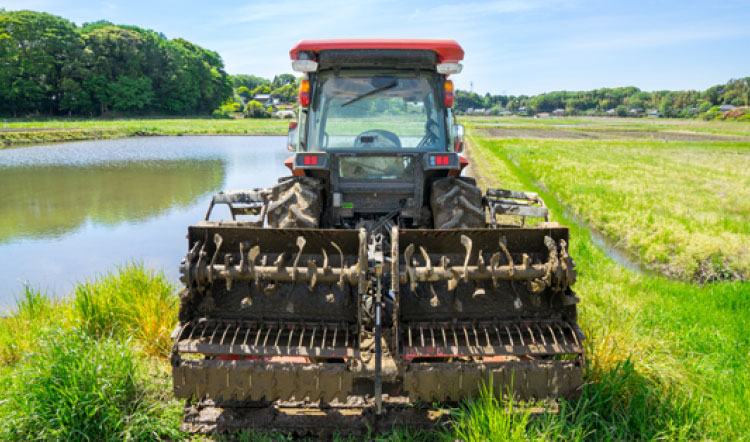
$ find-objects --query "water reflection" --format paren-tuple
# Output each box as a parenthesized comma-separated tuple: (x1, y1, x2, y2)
(0, 136, 289, 307)
(0, 160, 224, 242)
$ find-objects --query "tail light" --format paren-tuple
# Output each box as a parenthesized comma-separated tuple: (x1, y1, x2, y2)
(295, 153, 329, 169)
(429, 154, 452, 166)
(299, 79, 310, 107)
(444, 80, 454, 108)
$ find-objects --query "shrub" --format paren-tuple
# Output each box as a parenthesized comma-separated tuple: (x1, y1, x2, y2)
(245, 100, 270, 118)
(701, 105, 721, 120)
(216, 99, 243, 116)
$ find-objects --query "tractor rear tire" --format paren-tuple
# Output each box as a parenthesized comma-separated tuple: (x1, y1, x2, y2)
(431, 177, 484, 229)
(267, 177, 322, 228)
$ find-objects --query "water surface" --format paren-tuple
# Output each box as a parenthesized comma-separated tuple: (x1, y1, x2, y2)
(0, 136, 288, 309)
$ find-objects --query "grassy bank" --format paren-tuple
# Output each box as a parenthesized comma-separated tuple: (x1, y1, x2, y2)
(474, 136, 750, 281)
(0, 117, 289, 147)
(0, 265, 182, 440)
(466, 133, 749, 439)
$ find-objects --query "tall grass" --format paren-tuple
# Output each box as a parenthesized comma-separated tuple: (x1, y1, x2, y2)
(466, 134, 750, 439)
(0, 287, 70, 364)
(0, 328, 181, 441)
(73, 264, 178, 357)
(449, 380, 534, 441)
(0, 264, 183, 440)
(447, 363, 700, 441)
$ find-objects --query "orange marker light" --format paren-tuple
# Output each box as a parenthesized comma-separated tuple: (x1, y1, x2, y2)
(443, 80, 454, 108)
(299, 79, 310, 107)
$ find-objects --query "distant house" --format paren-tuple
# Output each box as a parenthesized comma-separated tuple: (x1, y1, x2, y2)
(552, 108, 565, 117)
(719, 104, 736, 112)
(606, 108, 616, 116)
(517, 106, 528, 115)
(647, 109, 662, 118)
(497, 109, 512, 116)
(629, 108, 644, 116)
(536, 112, 551, 118)
(253, 94, 273, 106)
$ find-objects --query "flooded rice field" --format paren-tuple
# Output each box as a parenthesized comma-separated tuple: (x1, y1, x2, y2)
(0, 136, 288, 309)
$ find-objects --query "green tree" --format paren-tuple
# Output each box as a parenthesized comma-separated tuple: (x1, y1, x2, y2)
(270, 83, 297, 103)
(245, 100, 269, 118)
(252, 84, 271, 96)
(237, 86, 252, 100)
(109, 76, 154, 112)
(232, 74, 270, 90)
(272, 73, 296, 88)
(0, 10, 82, 115)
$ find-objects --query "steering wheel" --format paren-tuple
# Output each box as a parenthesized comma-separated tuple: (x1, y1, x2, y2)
(354, 129, 402, 149)
(416, 120, 439, 149)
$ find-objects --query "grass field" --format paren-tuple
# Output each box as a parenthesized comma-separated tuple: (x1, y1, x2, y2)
(464, 118, 750, 439)
(476, 137, 750, 281)
(0, 117, 289, 147)
(0, 117, 748, 439)
(462, 115, 750, 138)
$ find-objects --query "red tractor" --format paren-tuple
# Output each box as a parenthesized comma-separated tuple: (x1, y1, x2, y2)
(172, 39, 583, 434)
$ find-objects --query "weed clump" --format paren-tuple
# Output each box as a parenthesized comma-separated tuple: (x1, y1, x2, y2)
(0, 287, 70, 364)
(73, 263, 178, 357)
(0, 265, 183, 440)
(0, 328, 181, 441)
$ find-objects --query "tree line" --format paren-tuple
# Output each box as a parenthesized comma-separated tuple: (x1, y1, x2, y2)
(0, 10, 232, 116)
(455, 78, 750, 118)
(3, 9, 748, 120)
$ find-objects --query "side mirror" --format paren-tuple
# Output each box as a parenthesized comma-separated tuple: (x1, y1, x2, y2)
(453, 124, 464, 153)
(287, 122, 298, 152)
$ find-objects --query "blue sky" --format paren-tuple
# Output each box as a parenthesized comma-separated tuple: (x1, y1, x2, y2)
(3, 0, 749, 95)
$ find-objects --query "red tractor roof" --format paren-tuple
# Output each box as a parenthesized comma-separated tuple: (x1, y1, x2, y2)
(290, 39, 464, 63)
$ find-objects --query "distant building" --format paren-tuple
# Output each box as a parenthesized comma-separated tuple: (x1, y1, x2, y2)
(719, 104, 736, 112)
(552, 108, 565, 116)
(536, 112, 550, 118)
(517, 106, 528, 115)
(253, 94, 273, 105)
(647, 109, 662, 118)
(606, 108, 616, 116)
(629, 108, 644, 116)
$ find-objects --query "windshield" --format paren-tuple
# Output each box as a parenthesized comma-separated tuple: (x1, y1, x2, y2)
(306, 71, 446, 151)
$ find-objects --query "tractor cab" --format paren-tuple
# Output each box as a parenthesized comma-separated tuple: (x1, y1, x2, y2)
(286, 40, 467, 228)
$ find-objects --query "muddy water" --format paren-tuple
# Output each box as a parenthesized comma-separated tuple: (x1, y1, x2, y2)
(0, 136, 289, 309)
